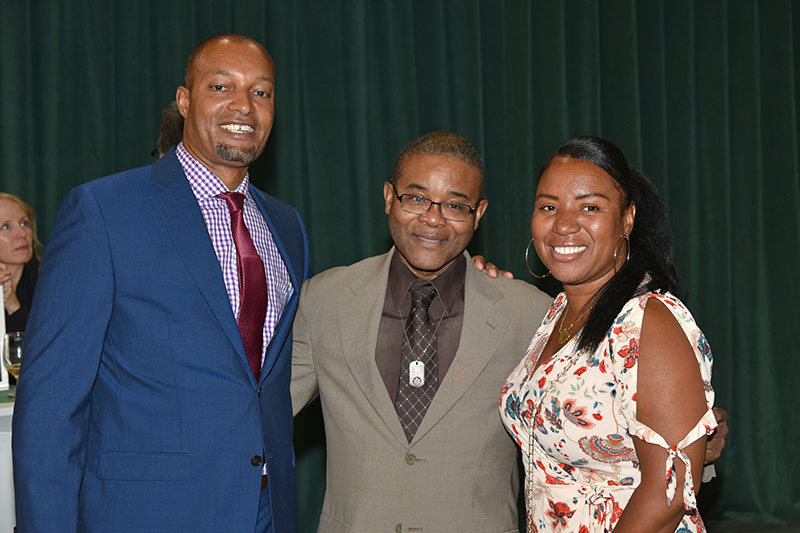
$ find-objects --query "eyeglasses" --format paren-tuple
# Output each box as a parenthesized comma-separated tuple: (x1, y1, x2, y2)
(390, 184, 479, 222)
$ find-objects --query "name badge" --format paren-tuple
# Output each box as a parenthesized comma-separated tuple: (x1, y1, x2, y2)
(409, 360, 425, 387)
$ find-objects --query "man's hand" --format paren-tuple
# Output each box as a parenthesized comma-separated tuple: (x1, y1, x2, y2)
(472, 255, 514, 279)
(705, 407, 728, 464)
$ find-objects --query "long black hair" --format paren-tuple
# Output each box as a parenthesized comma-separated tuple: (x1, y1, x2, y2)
(538, 136, 683, 353)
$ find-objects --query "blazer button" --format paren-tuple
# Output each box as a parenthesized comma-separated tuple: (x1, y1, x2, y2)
(251, 455, 263, 467)
(395, 523, 402, 533)
(257, 388, 263, 397)
(405, 453, 416, 465)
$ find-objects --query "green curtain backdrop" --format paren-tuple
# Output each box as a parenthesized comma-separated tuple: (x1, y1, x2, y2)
(2, 0, 798, 528)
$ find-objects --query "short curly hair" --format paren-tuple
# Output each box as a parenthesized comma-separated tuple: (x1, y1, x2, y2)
(391, 132, 486, 200)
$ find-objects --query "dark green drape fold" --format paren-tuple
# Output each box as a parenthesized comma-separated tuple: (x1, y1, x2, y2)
(2, 0, 798, 528)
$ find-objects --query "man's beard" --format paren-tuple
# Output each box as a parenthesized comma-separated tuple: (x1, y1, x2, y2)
(216, 143, 258, 165)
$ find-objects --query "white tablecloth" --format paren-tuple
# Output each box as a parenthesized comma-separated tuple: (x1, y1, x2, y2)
(0, 403, 15, 531)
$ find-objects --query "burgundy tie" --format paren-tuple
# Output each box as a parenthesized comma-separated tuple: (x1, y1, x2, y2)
(218, 192, 267, 381)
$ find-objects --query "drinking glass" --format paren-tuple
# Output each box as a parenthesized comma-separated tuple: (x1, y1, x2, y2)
(2, 332, 24, 397)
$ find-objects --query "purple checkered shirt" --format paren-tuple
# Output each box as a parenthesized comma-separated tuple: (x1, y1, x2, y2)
(176, 143, 292, 371)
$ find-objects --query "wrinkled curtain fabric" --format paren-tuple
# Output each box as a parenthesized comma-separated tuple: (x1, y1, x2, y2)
(1, 0, 797, 528)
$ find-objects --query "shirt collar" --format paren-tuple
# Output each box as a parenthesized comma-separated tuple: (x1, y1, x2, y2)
(388, 250, 466, 319)
(176, 142, 251, 200)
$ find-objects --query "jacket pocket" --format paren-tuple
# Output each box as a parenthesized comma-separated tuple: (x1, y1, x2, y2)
(318, 511, 349, 533)
(97, 451, 191, 481)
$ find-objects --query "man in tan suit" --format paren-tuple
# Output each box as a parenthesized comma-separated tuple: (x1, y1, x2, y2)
(291, 132, 551, 532)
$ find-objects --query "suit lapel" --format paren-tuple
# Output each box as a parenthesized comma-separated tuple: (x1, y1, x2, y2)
(250, 191, 301, 296)
(338, 250, 409, 449)
(149, 153, 250, 377)
(249, 191, 301, 384)
(412, 255, 510, 443)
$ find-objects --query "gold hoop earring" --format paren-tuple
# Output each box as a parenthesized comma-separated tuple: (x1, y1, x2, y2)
(613, 234, 630, 274)
(525, 238, 550, 279)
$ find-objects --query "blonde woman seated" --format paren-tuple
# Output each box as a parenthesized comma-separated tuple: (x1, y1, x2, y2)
(0, 193, 41, 333)
(500, 136, 716, 532)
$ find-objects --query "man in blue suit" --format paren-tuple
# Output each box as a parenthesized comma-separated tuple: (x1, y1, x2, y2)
(12, 34, 309, 532)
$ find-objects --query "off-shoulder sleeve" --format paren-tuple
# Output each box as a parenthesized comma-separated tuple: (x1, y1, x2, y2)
(607, 292, 717, 512)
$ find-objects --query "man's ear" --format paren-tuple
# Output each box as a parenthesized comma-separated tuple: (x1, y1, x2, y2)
(473, 199, 489, 230)
(175, 86, 190, 119)
(383, 182, 394, 215)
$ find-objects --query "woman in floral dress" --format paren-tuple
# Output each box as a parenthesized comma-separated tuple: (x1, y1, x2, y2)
(500, 136, 716, 532)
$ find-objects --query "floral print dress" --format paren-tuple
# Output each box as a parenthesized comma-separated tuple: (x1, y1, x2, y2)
(499, 291, 717, 532)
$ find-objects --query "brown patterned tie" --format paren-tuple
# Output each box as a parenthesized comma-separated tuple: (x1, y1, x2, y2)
(396, 281, 439, 442)
(218, 191, 266, 381)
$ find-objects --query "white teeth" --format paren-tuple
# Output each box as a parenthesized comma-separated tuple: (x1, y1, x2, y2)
(220, 124, 254, 133)
(554, 246, 586, 255)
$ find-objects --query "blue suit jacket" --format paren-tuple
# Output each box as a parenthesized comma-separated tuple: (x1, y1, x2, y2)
(12, 149, 310, 532)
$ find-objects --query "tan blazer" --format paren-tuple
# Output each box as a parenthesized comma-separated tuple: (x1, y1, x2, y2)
(292, 250, 551, 533)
